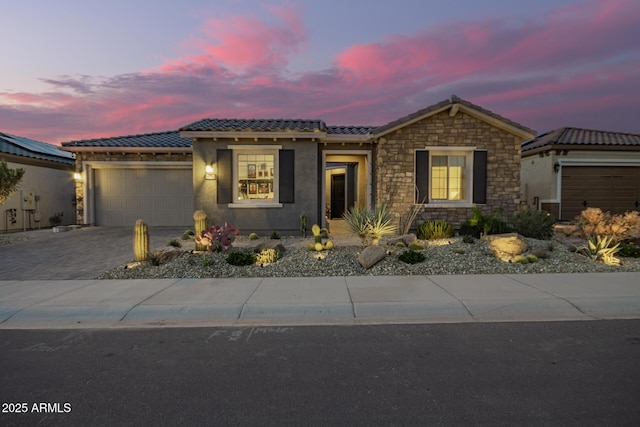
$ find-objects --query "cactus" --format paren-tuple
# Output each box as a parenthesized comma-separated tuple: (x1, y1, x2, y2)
(300, 212, 308, 237)
(311, 224, 329, 244)
(249, 232, 259, 240)
(526, 254, 538, 263)
(256, 248, 282, 265)
(133, 219, 149, 261)
(408, 242, 425, 250)
(314, 242, 323, 251)
(323, 240, 334, 250)
(513, 255, 529, 264)
(307, 243, 315, 251)
(193, 210, 208, 251)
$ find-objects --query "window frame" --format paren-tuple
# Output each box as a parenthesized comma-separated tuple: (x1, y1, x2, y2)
(229, 146, 282, 208)
(415, 147, 476, 207)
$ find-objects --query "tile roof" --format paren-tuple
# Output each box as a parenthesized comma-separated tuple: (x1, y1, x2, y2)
(521, 127, 640, 153)
(61, 131, 191, 148)
(0, 132, 75, 164)
(180, 119, 327, 133)
(374, 95, 536, 137)
(327, 126, 374, 135)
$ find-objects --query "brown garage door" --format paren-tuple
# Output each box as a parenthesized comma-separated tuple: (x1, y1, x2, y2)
(561, 166, 640, 221)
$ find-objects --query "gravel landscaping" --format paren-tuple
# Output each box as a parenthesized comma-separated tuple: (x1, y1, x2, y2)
(96, 234, 640, 279)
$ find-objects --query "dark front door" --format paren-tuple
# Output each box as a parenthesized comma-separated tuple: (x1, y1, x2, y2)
(331, 174, 346, 219)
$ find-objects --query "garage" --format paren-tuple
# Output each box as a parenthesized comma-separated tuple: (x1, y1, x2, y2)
(561, 166, 640, 221)
(94, 167, 193, 226)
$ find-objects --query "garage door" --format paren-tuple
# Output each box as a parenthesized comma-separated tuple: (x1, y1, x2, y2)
(561, 166, 640, 221)
(95, 168, 193, 226)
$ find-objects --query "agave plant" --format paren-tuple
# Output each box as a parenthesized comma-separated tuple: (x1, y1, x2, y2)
(343, 204, 397, 246)
(576, 235, 621, 266)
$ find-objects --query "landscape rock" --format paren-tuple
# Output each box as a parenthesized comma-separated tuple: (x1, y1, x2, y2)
(531, 248, 549, 259)
(153, 247, 185, 264)
(358, 245, 387, 269)
(387, 234, 417, 246)
(483, 233, 528, 255)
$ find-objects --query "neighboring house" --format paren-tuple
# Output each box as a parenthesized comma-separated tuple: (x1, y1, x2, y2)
(521, 127, 640, 221)
(1, 132, 75, 231)
(62, 96, 535, 231)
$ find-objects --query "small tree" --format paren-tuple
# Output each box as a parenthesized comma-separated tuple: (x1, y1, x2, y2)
(0, 158, 25, 205)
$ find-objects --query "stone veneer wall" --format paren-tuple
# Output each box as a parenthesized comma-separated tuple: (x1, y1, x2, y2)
(72, 151, 192, 224)
(375, 110, 522, 230)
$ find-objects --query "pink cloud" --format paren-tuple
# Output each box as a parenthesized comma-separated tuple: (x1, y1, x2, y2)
(1, 0, 640, 144)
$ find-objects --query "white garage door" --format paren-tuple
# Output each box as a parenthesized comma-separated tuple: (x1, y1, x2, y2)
(95, 168, 193, 226)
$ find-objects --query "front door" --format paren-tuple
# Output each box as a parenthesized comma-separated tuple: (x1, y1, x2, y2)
(331, 174, 346, 218)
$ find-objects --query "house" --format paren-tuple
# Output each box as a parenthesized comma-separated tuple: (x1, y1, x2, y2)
(521, 127, 640, 221)
(62, 96, 535, 232)
(1, 132, 76, 231)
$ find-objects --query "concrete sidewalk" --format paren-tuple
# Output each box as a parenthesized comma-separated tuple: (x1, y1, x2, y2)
(1, 272, 639, 329)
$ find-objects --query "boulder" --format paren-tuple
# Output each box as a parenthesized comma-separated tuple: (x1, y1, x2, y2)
(358, 245, 387, 269)
(531, 248, 549, 259)
(387, 234, 417, 246)
(153, 247, 184, 264)
(483, 233, 528, 255)
(254, 240, 286, 253)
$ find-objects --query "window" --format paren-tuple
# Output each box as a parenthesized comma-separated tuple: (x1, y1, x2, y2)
(415, 149, 487, 205)
(216, 147, 295, 206)
(431, 155, 466, 201)
(234, 149, 277, 204)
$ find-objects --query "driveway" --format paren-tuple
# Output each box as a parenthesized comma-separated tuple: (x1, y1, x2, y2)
(0, 226, 186, 280)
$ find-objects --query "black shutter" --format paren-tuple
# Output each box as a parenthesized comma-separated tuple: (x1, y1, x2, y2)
(473, 150, 487, 204)
(415, 150, 429, 203)
(279, 149, 295, 203)
(217, 149, 232, 204)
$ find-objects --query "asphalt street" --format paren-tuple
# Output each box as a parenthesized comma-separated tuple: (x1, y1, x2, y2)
(1, 320, 639, 426)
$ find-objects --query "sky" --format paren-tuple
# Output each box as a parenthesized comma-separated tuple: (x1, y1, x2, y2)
(1, 0, 639, 144)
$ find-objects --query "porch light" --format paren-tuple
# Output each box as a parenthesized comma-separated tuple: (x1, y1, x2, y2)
(74, 172, 83, 181)
(205, 164, 216, 180)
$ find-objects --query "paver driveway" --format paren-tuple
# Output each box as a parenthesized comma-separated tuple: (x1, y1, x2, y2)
(0, 226, 186, 280)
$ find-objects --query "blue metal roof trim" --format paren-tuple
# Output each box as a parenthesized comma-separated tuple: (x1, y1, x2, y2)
(0, 132, 75, 164)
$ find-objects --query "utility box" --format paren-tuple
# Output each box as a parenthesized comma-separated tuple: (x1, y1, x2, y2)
(21, 190, 36, 211)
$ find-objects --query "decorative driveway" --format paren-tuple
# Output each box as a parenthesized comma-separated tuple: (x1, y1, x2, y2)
(0, 226, 186, 280)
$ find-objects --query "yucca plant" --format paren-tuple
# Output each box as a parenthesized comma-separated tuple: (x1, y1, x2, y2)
(576, 235, 621, 266)
(343, 204, 397, 246)
(343, 205, 371, 244)
(368, 204, 397, 246)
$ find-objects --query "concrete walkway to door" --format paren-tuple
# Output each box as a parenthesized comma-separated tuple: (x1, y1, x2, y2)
(0, 227, 186, 280)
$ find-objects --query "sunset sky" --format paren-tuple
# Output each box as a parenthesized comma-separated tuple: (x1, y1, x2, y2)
(1, 0, 639, 144)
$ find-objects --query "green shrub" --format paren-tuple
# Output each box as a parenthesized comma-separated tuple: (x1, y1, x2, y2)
(459, 207, 511, 238)
(202, 256, 214, 267)
(256, 248, 282, 265)
(509, 209, 555, 240)
(395, 241, 406, 247)
(416, 219, 454, 240)
(226, 251, 257, 266)
(618, 242, 640, 258)
(168, 239, 182, 248)
(398, 249, 426, 264)
(270, 231, 280, 240)
(462, 235, 476, 244)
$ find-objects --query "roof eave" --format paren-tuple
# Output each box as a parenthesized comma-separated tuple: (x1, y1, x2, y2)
(180, 130, 327, 140)
(60, 146, 192, 153)
(322, 134, 374, 143)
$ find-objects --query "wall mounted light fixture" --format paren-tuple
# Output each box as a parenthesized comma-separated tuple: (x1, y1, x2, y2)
(73, 172, 83, 181)
(205, 164, 216, 180)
